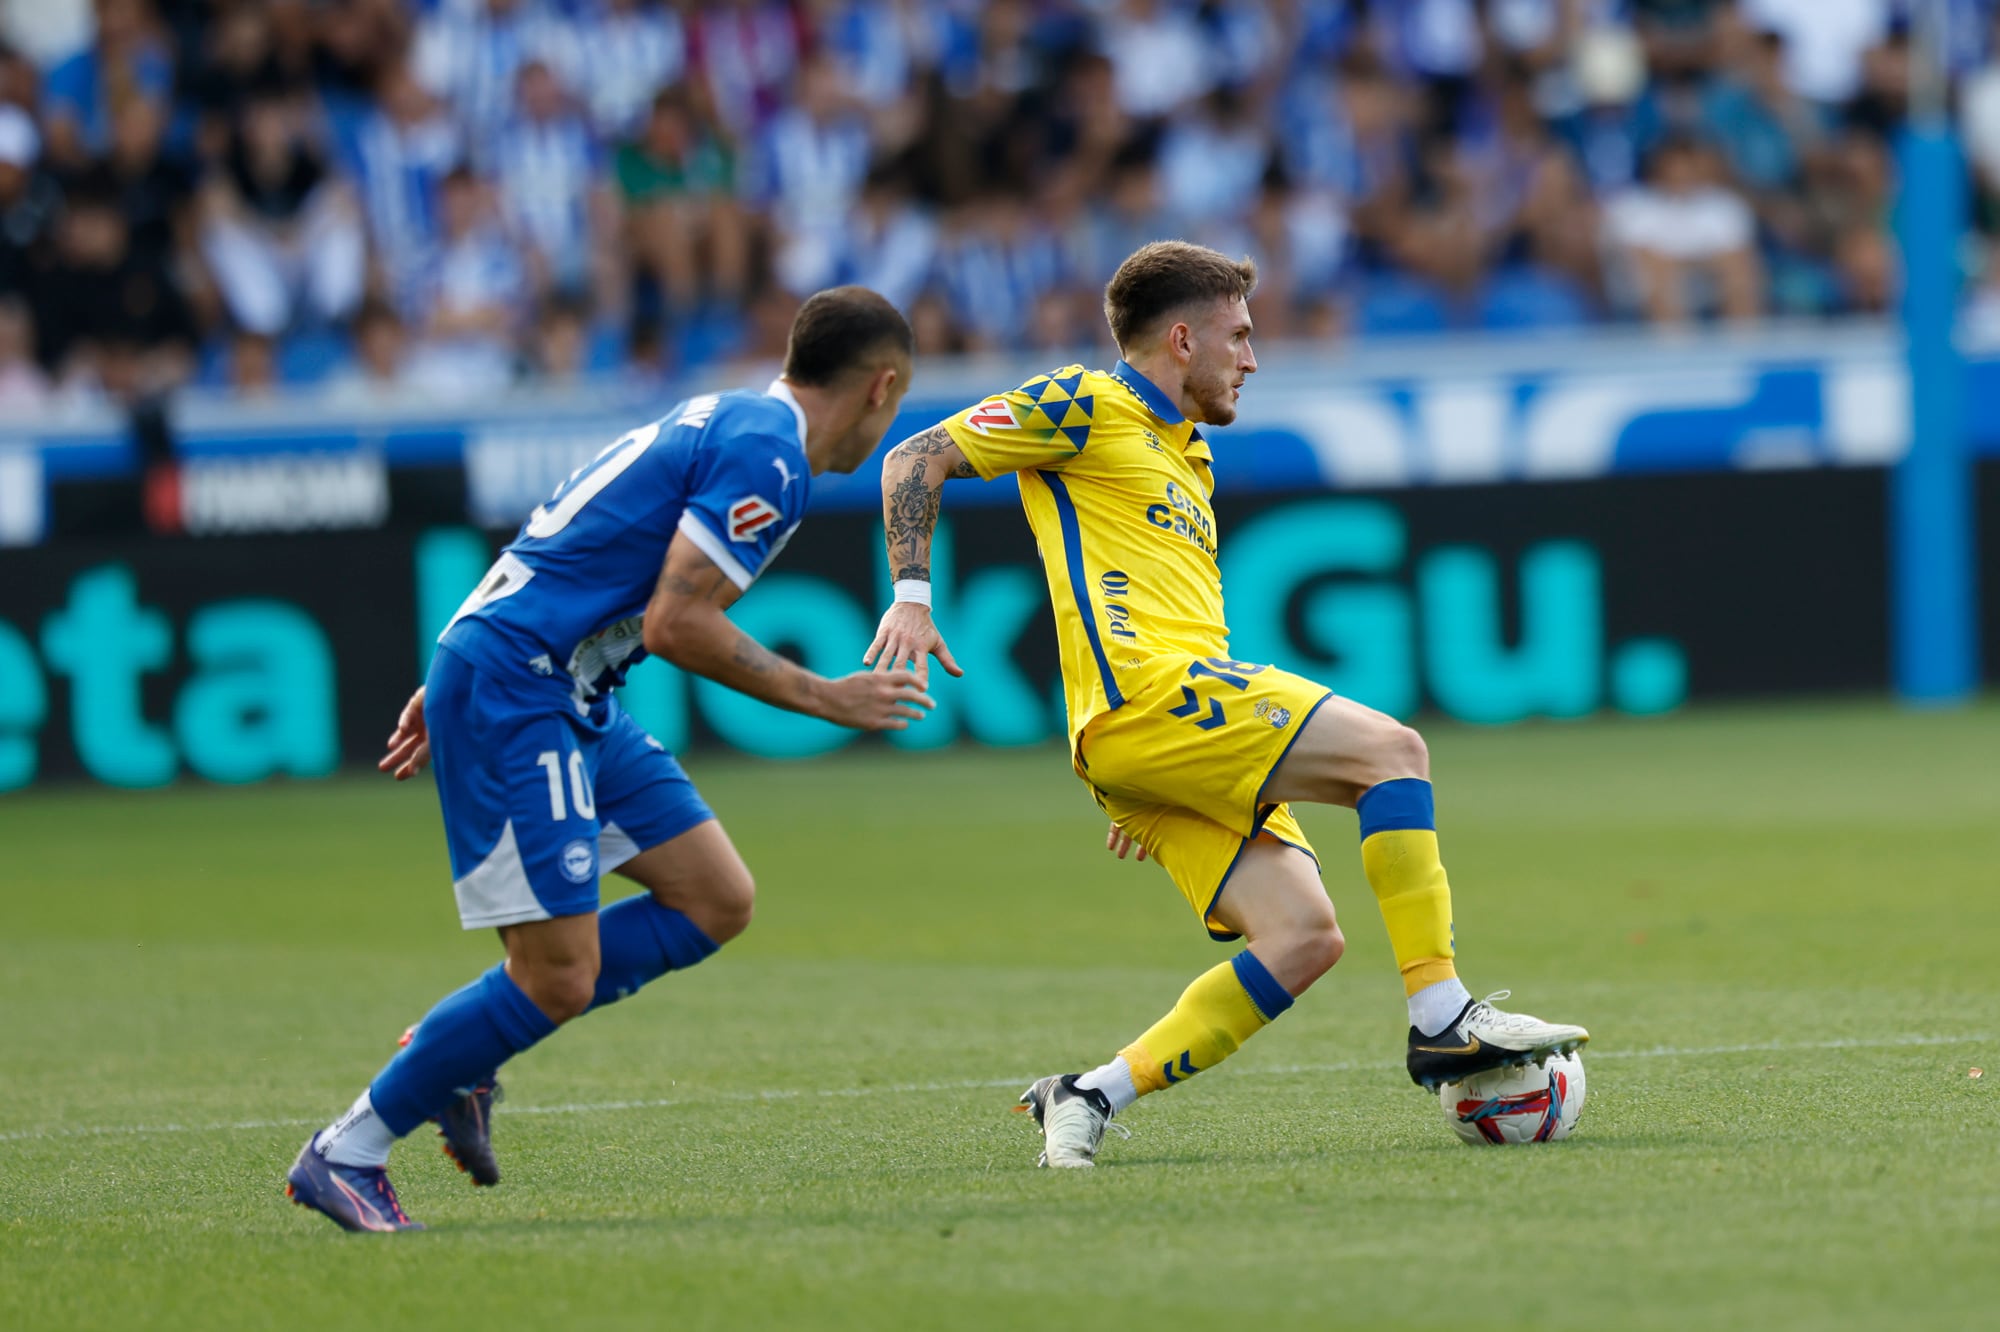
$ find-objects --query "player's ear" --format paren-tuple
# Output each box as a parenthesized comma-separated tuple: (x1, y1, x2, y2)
(870, 363, 899, 408)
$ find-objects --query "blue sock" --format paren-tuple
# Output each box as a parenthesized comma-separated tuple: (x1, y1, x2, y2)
(368, 965, 556, 1136)
(589, 894, 718, 1011)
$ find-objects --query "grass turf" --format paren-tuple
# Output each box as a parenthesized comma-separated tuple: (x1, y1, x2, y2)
(2, 700, 1997, 1330)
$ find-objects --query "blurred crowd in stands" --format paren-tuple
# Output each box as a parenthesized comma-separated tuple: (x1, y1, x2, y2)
(2, 0, 2000, 407)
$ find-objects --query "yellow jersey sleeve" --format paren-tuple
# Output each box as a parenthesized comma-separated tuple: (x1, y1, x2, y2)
(942, 366, 1097, 480)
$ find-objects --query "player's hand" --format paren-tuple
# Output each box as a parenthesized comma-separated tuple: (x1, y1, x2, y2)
(378, 687, 431, 780)
(1106, 822, 1148, 862)
(820, 668, 936, 731)
(862, 601, 963, 690)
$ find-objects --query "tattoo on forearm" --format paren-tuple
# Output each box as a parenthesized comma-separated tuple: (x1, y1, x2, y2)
(884, 424, 955, 583)
(728, 627, 784, 677)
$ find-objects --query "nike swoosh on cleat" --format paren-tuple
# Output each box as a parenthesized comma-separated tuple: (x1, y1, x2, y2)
(1413, 1036, 1483, 1056)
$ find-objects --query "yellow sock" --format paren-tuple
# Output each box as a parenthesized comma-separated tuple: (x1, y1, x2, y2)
(1356, 778, 1458, 996)
(1119, 952, 1294, 1098)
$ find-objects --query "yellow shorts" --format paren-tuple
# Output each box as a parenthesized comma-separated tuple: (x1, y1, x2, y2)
(1076, 654, 1334, 941)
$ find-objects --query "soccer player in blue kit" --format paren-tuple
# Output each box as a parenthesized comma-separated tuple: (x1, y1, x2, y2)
(285, 288, 931, 1232)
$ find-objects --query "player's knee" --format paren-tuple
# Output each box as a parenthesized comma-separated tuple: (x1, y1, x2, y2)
(1296, 918, 1345, 984)
(700, 870, 755, 945)
(1269, 904, 1343, 991)
(1370, 723, 1429, 783)
(526, 963, 599, 1025)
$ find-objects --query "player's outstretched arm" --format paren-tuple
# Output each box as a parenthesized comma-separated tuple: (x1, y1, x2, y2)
(644, 532, 935, 731)
(865, 423, 980, 686)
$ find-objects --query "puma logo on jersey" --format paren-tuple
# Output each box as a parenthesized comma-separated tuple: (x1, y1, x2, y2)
(772, 457, 797, 491)
(728, 496, 781, 541)
(966, 398, 1016, 433)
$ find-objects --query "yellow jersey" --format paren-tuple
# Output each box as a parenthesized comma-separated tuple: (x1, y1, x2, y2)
(944, 360, 1229, 745)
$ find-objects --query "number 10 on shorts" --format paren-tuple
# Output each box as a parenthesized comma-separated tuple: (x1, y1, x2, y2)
(536, 750, 597, 821)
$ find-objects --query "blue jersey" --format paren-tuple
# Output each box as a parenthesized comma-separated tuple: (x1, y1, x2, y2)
(440, 382, 812, 710)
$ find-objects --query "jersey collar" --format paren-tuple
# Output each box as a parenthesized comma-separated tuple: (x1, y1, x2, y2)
(766, 378, 809, 447)
(1112, 360, 1187, 426)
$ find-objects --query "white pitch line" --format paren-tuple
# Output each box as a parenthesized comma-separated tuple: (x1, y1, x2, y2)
(0, 1032, 1984, 1147)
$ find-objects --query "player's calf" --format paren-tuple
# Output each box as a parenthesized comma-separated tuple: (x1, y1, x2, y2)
(1019, 948, 1300, 1166)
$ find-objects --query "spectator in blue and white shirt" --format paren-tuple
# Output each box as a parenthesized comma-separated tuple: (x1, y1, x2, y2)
(547, 0, 686, 141)
(490, 57, 613, 299)
(402, 165, 529, 396)
(412, 0, 561, 143)
(1158, 89, 1271, 229)
(352, 59, 464, 305)
(748, 55, 872, 296)
(818, 0, 919, 110)
(1100, 0, 1212, 120)
(838, 161, 937, 311)
(40, 0, 174, 170)
(937, 191, 1064, 351)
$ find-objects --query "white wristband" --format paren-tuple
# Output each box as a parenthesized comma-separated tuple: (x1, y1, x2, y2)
(892, 579, 932, 609)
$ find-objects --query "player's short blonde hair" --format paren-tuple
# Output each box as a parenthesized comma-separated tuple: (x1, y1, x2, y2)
(1103, 242, 1258, 350)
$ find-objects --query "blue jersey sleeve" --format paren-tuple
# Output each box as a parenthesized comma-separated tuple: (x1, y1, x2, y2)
(675, 412, 810, 590)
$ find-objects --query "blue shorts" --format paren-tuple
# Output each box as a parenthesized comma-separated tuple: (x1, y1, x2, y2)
(426, 645, 714, 929)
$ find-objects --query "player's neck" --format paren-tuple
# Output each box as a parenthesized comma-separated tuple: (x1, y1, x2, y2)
(778, 378, 846, 475)
(1117, 355, 1200, 425)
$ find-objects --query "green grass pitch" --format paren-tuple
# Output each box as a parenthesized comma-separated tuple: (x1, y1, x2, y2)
(3, 701, 1998, 1330)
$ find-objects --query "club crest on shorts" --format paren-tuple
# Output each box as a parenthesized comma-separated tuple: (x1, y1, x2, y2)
(1254, 699, 1292, 729)
(560, 839, 596, 884)
(728, 496, 780, 542)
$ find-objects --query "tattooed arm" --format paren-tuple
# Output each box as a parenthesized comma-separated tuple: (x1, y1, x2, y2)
(878, 423, 979, 583)
(863, 423, 978, 684)
(644, 533, 933, 731)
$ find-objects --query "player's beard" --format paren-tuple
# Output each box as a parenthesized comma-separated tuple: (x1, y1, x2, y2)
(1188, 362, 1240, 426)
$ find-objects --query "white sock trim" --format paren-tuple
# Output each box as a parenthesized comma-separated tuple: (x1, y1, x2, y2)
(1409, 978, 1474, 1038)
(1075, 1056, 1139, 1115)
(317, 1090, 397, 1168)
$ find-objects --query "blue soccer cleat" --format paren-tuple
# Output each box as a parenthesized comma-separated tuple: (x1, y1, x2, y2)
(285, 1134, 425, 1233)
(399, 1023, 503, 1186)
(434, 1083, 502, 1186)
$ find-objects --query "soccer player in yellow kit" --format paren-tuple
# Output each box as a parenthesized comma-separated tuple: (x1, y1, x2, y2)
(865, 242, 1588, 1167)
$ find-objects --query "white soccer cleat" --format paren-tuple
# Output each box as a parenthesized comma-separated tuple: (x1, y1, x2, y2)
(1406, 990, 1589, 1089)
(1015, 1074, 1116, 1168)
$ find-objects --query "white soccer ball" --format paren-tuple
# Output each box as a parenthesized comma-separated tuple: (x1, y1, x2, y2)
(1437, 1050, 1586, 1145)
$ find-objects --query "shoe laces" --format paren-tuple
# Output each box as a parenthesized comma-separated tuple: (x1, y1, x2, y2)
(1045, 1085, 1130, 1143)
(1467, 990, 1547, 1034)
(367, 1171, 416, 1224)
